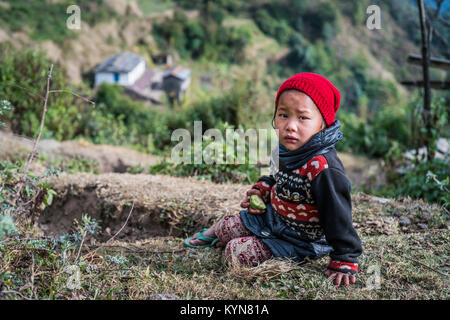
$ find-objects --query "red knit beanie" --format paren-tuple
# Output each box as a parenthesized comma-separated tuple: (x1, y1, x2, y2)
(274, 73, 341, 127)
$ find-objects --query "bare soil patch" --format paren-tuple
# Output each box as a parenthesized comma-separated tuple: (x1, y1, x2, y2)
(37, 171, 446, 243)
(38, 172, 248, 241)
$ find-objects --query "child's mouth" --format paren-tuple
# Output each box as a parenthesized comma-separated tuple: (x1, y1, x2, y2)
(285, 137, 298, 143)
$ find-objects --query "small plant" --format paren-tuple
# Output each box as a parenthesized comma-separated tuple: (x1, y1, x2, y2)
(126, 166, 146, 174)
(150, 122, 261, 184)
(106, 255, 129, 266)
(0, 160, 58, 224)
(375, 158, 450, 207)
(39, 154, 100, 174)
(0, 99, 13, 128)
(73, 214, 100, 238)
(0, 214, 17, 239)
(426, 171, 449, 212)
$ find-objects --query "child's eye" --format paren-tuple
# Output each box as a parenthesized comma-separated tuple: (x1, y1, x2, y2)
(299, 116, 308, 120)
(278, 113, 287, 118)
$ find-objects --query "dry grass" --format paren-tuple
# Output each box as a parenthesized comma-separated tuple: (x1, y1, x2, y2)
(0, 170, 447, 300)
(1, 227, 448, 300)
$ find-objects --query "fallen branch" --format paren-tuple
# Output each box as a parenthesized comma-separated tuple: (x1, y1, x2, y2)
(48, 90, 95, 106)
(86, 244, 185, 254)
(83, 201, 136, 258)
(74, 229, 88, 262)
(0, 289, 32, 300)
(106, 201, 135, 244)
(12, 246, 59, 255)
(402, 254, 449, 278)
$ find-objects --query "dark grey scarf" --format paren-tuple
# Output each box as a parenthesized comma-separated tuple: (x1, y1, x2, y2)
(277, 120, 343, 171)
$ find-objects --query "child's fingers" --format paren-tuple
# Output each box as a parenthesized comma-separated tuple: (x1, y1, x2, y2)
(240, 201, 249, 208)
(324, 269, 337, 280)
(247, 189, 262, 197)
(350, 275, 356, 284)
(343, 275, 350, 287)
(241, 194, 250, 205)
(248, 207, 265, 215)
(334, 273, 344, 286)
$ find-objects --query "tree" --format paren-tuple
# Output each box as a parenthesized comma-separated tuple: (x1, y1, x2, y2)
(416, 0, 449, 162)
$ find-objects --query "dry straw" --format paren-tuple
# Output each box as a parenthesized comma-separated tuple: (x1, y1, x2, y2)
(228, 256, 304, 281)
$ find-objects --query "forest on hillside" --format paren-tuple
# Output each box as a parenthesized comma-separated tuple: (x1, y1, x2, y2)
(0, 0, 448, 302)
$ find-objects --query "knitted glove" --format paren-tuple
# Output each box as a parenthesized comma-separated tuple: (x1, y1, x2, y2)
(327, 260, 358, 275)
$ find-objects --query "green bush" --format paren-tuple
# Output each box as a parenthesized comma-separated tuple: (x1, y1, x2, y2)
(150, 122, 261, 184)
(375, 158, 450, 207)
(0, 159, 58, 231)
(253, 8, 292, 45)
(152, 8, 251, 63)
(0, 0, 117, 43)
(183, 77, 257, 133)
(0, 99, 13, 128)
(0, 44, 89, 140)
(337, 104, 413, 158)
(89, 83, 187, 154)
(285, 33, 315, 73)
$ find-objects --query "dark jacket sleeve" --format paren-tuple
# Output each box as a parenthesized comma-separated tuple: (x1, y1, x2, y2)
(311, 168, 362, 267)
(257, 175, 276, 186)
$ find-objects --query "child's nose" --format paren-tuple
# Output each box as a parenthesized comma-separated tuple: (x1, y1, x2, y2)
(285, 118, 297, 131)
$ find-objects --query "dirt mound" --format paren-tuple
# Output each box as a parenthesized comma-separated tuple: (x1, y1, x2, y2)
(37, 171, 446, 243)
(0, 130, 161, 173)
(38, 172, 248, 241)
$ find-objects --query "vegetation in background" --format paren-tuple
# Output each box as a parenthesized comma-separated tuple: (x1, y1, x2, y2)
(376, 158, 449, 211)
(39, 154, 100, 175)
(133, 0, 174, 16)
(0, 0, 448, 205)
(0, 159, 59, 234)
(0, 0, 117, 43)
(152, 8, 252, 63)
(149, 122, 263, 184)
(0, 44, 89, 141)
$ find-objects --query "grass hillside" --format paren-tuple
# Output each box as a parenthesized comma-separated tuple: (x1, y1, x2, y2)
(0, 170, 447, 300)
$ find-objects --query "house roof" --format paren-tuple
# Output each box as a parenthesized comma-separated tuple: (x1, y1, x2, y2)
(94, 52, 144, 73)
(162, 66, 191, 81)
(127, 69, 155, 91)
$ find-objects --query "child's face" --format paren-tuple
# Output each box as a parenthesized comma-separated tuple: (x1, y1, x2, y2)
(274, 90, 326, 151)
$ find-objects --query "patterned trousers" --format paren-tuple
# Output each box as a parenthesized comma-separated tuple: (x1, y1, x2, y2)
(214, 215, 273, 267)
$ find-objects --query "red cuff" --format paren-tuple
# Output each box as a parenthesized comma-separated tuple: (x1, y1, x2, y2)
(252, 181, 272, 203)
(328, 260, 358, 275)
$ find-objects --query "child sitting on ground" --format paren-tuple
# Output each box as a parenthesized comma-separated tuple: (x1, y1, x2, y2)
(184, 73, 363, 288)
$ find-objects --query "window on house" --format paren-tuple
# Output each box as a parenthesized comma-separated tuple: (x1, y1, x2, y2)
(114, 73, 120, 83)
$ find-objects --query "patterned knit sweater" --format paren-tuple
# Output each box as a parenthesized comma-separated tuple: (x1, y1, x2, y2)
(252, 148, 362, 274)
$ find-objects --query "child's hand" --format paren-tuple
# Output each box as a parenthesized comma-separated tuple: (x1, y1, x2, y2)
(323, 269, 356, 288)
(240, 189, 266, 215)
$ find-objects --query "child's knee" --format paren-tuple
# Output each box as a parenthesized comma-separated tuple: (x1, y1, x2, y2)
(215, 215, 251, 244)
(225, 236, 272, 267)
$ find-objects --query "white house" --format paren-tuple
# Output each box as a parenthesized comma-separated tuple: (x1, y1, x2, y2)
(93, 52, 191, 105)
(94, 52, 146, 87)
